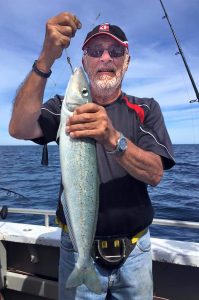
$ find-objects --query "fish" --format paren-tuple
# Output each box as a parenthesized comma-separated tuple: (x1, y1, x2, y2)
(57, 67, 103, 294)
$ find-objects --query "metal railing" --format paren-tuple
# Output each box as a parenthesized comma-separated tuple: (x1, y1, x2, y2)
(0, 207, 55, 227)
(1, 207, 199, 229)
(152, 218, 199, 229)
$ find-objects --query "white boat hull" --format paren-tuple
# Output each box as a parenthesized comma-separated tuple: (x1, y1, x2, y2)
(0, 222, 199, 300)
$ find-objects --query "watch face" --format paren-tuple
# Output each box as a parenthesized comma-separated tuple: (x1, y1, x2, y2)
(106, 133, 127, 155)
(119, 137, 127, 152)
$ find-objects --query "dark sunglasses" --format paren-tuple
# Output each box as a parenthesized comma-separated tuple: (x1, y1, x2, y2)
(84, 45, 126, 58)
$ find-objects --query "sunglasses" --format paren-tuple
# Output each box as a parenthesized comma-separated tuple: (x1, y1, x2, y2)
(84, 45, 126, 58)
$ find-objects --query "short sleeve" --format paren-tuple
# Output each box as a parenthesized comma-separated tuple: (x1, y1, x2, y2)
(32, 95, 62, 145)
(137, 98, 175, 170)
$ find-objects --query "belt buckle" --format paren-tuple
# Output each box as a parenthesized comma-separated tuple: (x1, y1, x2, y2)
(92, 238, 127, 268)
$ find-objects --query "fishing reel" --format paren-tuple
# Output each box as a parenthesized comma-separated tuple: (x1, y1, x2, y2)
(0, 206, 8, 220)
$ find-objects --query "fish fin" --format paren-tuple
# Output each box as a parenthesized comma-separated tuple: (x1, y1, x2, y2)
(61, 192, 78, 251)
(65, 261, 103, 294)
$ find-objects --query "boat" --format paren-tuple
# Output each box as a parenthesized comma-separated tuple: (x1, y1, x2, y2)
(0, 207, 199, 300)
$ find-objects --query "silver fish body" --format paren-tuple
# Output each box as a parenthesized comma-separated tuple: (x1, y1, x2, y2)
(57, 67, 102, 294)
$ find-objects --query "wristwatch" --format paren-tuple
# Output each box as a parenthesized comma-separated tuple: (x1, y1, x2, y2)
(106, 132, 127, 155)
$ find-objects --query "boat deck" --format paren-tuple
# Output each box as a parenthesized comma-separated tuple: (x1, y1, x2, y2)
(0, 221, 199, 299)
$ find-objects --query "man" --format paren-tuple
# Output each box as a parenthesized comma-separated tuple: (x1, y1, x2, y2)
(9, 12, 175, 300)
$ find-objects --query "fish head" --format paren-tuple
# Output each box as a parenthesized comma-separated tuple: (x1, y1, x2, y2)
(63, 67, 92, 112)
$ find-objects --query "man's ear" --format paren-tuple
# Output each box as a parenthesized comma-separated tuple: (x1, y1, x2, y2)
(127, 55, 131, 64)
(125, 55, 131, 72)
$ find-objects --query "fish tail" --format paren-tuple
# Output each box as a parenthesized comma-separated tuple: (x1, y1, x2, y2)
(65, 262, 103, 294)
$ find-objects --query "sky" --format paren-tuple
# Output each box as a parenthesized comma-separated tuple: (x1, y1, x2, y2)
(0, 0, 199, 145)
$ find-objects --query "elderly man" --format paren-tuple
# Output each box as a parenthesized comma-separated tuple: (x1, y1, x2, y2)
(9, 12, 175, 300)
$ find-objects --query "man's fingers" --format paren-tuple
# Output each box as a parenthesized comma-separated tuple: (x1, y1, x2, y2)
(56, 25, 74, 38)
(67, 119, 99, 131)
(69, 129, 99, 139)
(48, 30, 71, 49)
(67, 112, 98, 125)
(46, 13, 82, 50)
(48, 12, 81, 32)
(73, 15, 82, 29)
(74, 103, 102, 114)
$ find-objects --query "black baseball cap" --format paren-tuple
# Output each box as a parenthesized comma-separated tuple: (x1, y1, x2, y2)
(82, 23, 128, 49)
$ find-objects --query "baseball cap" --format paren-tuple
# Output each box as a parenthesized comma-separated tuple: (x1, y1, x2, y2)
(82, 23, 128, 49)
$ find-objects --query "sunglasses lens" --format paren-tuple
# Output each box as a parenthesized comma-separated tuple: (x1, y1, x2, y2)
(85, 46, 125, 58)
(86, 48, 103, 57)
(109, 46, 125, 57)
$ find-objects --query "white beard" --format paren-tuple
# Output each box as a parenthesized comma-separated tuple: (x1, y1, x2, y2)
(90, 74, 122, 97)
(88, 54, 129, 98)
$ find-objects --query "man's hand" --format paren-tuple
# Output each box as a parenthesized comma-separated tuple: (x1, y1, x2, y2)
(37, 12, 82, 71)
(66, 103, 120, 151)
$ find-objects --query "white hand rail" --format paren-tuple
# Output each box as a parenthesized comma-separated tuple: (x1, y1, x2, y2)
(1, 207, 199, 229)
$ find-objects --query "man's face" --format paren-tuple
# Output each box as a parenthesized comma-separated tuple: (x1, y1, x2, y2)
(82, 35, 130, 96)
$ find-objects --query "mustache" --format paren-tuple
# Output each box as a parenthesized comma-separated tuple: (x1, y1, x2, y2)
(96, 65, 117, 73)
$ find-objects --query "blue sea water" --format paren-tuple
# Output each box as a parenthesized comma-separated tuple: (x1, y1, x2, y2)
(0, 144, 198, 242)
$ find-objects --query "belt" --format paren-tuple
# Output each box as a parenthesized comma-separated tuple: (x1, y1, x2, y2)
(55, 217, 69, 232)
(56, 217, 146, 243)
(92, 229, 147, 268)
(56, 217, 147, 268)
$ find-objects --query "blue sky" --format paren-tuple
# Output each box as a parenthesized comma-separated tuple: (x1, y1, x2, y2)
(1, 0, 199, 145)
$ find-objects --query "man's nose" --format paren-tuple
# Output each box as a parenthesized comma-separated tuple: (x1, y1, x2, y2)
(100, 50, 113, 61)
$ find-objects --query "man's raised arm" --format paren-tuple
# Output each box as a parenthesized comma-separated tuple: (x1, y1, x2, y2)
(9, 12, 81, 140)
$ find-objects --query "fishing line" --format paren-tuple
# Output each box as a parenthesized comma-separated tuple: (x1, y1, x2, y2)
(189, 103, 198, 144)
(91, 13, 101, 27)
(47, 49, 75, 100)
(46, 50, 73, 99)
(44, 76, 57, 100)
(65, 49, 74, 74)
(64, 12, 101, 75)
(175, 67, 197, 143)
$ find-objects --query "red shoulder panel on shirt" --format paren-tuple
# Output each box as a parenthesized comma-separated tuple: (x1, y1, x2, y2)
(122, 96, 145, 124)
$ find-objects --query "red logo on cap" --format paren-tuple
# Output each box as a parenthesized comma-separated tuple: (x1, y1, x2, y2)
(99, 23, 110, 32)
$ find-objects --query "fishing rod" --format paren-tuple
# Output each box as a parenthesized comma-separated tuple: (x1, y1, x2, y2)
(159, 0, 199, 103)
(0, 187, 30, 219)
(0, 187, 29, 200)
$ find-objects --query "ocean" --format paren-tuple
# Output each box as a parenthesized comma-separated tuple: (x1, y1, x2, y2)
(0, 144, 198, 242)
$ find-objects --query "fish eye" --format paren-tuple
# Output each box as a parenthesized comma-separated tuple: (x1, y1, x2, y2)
(81, 88, 89, 97)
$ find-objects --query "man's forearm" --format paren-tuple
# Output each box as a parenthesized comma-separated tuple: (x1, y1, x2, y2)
(115, 139, 163, 186)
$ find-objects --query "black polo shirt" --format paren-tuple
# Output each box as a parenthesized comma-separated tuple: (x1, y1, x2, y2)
(33, 92, 175, 238)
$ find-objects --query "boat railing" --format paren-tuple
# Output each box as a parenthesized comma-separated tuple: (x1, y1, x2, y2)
(1, 207, 199, 229)
(0, 207, 55, 227)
